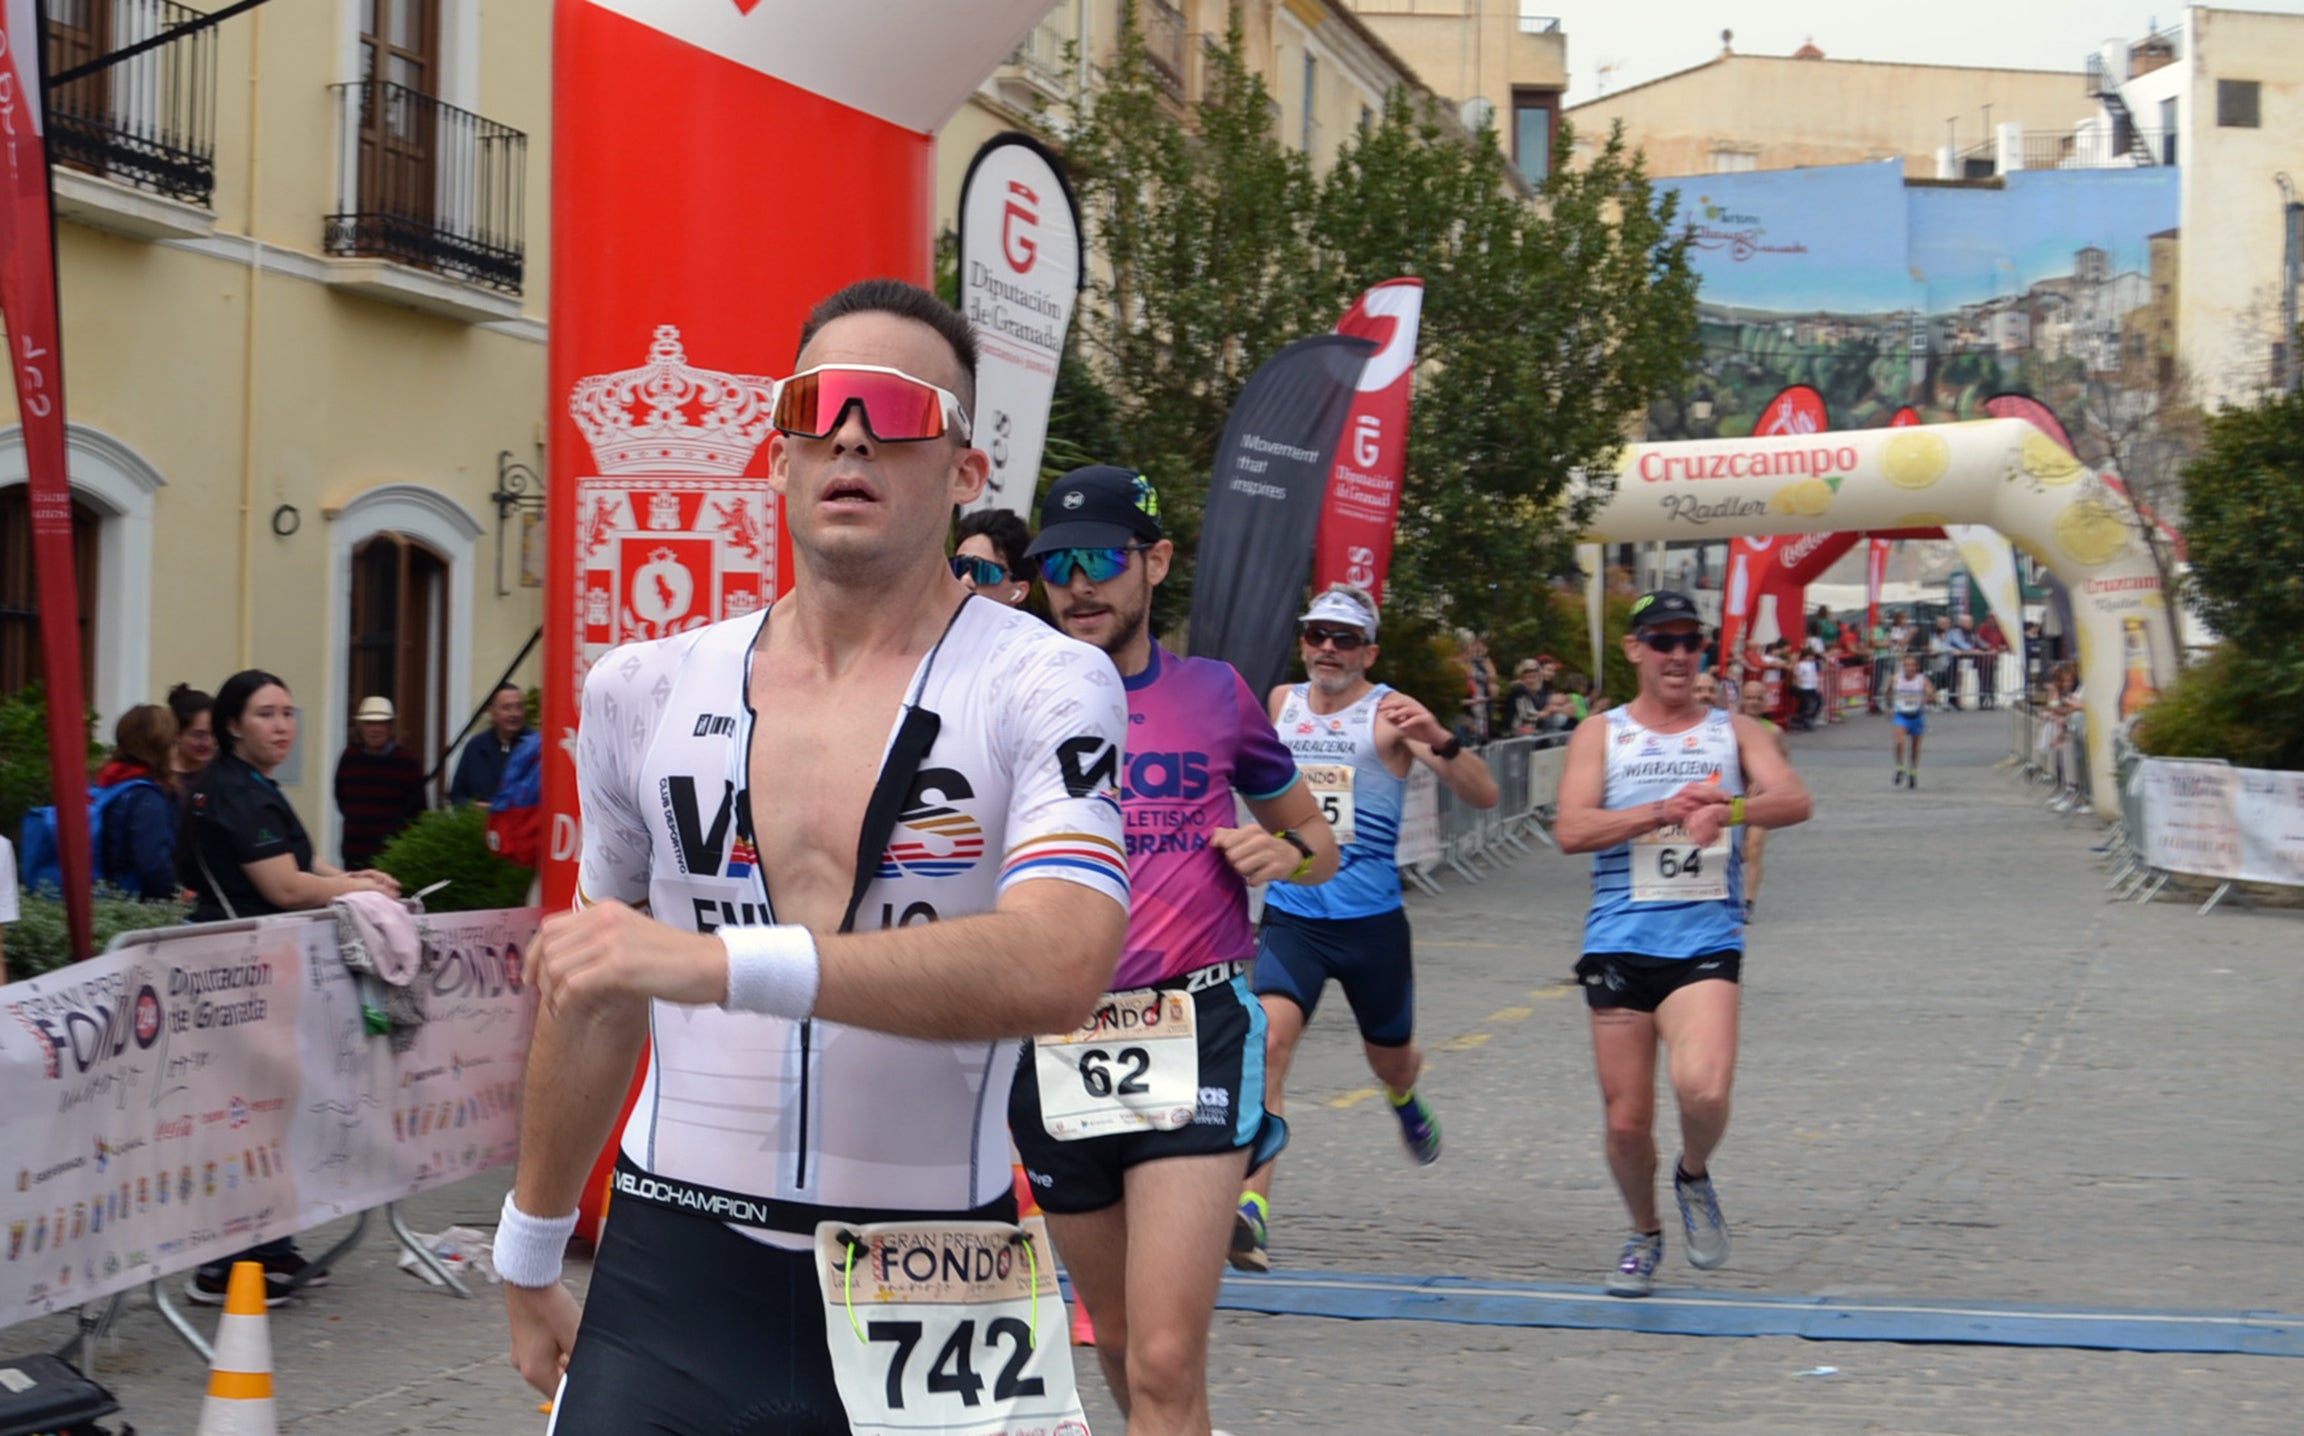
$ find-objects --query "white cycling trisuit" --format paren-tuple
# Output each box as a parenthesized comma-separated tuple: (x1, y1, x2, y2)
(575, 600, 1130, 1246)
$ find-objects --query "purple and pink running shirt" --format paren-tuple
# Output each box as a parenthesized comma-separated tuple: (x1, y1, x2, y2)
(1111, 645, 1301, 989)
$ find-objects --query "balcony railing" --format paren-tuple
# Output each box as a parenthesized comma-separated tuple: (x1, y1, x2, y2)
(326, 83, 527, 295)
(1959, 127, 2173, 175)
(1519, 9, 1562, 34)
(1009, 19, 1067, 86)
(1143, 0, 1186, 99)
(45, 0, 216, 207)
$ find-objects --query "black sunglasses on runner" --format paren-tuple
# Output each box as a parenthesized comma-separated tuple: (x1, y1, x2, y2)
(1300, 626, 1368, 651)
(1638, 632, 1708, 654)
(949, 555, 1009, 587)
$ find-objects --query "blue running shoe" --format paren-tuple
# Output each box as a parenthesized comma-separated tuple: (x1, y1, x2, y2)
(1389, 1088, 1442, 1165)
(1607, 1231, 1663, 1297)
(1228, 1194, 1270, 1273)
(1675, 1163, 1730, 1270)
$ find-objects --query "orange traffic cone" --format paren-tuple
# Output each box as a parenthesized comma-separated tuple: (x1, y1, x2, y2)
(196, 1260, 277, 1435)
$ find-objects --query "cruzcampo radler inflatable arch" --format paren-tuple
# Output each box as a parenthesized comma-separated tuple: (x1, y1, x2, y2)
(1586, 418, 2173, 804)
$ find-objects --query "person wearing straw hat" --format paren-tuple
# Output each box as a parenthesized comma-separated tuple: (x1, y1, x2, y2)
(334, 696, 426, 870)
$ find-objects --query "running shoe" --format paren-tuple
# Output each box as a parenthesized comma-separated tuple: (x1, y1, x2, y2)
(1390, 1088, 1442, 1165)
(1893, 767, 1904, 786)
(1675, 1164, 1730, 1270)
(1229, 1195, 1271, 1273)
(1606, 1231, 1664, 1297)
(1908, 772, 1919, 791)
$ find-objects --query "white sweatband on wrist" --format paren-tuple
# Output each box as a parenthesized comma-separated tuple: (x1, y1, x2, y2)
(494, 1192, 581, 1288)
(721, 924, 821, 1020)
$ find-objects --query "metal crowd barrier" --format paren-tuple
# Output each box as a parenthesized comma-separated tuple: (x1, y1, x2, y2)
(1410, 732, 1570, 892)
(2005, 698, 2093, 819)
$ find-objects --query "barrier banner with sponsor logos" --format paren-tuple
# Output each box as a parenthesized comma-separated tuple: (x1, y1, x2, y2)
(2136, 759, 2304, 888)
(2232, 769, 2304, 888)
(2138, 760, 2242, 882)
(1311, 279, 1422, 605)
(956, 133, 1082, 519)
(1396, 764, 1442, 871)
(1, 910, 536, 1328)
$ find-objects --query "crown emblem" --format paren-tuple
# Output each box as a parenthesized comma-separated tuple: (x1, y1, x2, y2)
(569, 325, 777, 476)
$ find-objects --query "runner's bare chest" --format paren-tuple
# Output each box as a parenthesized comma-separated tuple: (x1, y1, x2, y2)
(745, 646, 922, 933)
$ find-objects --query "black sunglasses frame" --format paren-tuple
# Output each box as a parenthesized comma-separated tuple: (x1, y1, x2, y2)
(1637, 631, 1709, 654)
(1300, 626, 1370, 651)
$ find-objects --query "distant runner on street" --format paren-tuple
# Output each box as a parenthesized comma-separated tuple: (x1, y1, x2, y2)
(1890, 651, 1937, 789)
(1555, 592, 1810, 1297)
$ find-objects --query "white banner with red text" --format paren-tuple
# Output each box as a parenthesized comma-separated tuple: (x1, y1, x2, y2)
(2136, 758, 2302, 888)
(957, 133, 1083, 519)
(0, 908, 538, 1329)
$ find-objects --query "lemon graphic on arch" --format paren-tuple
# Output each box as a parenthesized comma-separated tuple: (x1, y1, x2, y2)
(1883, 431, 1951, 490)
(2053, 498, 2128, 567)
(2020, 430, 2084, 484)
(1769, 475, 1839, 516)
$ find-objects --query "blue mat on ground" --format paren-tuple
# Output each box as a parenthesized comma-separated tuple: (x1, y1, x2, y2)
(1196, 1269, 2304, 1357)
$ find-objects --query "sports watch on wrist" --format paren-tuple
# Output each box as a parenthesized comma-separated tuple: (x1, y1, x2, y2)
(1273, 828, 1318, 882)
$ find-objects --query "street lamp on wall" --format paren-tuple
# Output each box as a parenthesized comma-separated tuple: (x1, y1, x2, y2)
(489, 450, 545, 597)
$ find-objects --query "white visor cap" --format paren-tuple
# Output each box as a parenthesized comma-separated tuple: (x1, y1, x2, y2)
(1299, 589, 1378, 636)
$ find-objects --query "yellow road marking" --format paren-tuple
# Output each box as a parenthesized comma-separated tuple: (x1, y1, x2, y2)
(1487, 1006, 1535, 1023)
(1439, 1032, 1492, 1052)
(1327, 1088, 1384, 1110)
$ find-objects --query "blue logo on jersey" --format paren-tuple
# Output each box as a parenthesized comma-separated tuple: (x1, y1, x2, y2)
(1123, 751, 1211, 801)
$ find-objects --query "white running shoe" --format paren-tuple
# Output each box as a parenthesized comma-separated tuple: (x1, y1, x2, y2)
(1606, 1231, 1663, 1297)
(1675, 1165, 1730, 1270)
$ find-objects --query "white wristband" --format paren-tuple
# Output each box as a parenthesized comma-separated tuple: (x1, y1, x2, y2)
(721, 924, 821, 1020)
(493, 1192, 581, 1288)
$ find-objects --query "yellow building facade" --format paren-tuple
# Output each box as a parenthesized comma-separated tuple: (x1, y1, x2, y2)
(1565, 45, 2099, 180)
(2, 0, 551, 861)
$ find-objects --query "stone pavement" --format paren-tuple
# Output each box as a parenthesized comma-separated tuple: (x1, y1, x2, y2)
(12, 710, 2300, 1433)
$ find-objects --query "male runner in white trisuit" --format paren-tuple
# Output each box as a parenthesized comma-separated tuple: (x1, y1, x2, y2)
(1014, 466, 1338, 1436)
(1233, 584, 1499, 1272)
(1556, 592, 1810, 1297)
(499, 280, 1132, 1431)
(1890, 651, 1937, 789)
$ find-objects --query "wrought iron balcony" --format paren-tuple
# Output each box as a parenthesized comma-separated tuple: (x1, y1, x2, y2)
(44, 0, 216, 207)
(1143, 0, 1186, 99)
(326, 82, 527, 295)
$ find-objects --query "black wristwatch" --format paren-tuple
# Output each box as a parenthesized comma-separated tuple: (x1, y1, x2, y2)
(1433, 735, 1464, 760)
(1273, 828, 1318, 882)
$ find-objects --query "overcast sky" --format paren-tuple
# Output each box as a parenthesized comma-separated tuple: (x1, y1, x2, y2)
(1549, 1, 2304, 104)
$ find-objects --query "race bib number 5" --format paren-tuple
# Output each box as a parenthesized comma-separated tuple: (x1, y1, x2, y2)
(1301, 763, 1356, 846)
(816, 1218, 1090, 1436)
(1630, 824, 1731, 904)
(1033, 989, 1200, 1140)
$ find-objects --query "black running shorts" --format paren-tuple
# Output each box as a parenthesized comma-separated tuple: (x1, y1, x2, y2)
(1010, 970, 1273, 1215)
(1574, 949, 1742, 1013)
(550, 1196, 850, 1435)
(1252, 905, 1417, 1046)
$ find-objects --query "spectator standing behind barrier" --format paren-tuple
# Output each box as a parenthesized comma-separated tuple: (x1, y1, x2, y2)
(1459, 633, 1498, 745)
(1946, 616, 1976, 709)
(180, 668, 402, 1306)
(1969, 613, 2004, 711)
(1790, 647, 1822, 731)
(951, 508, 1034, 608)
(167, 683, 216, 790)
(448, 684, 532, 806)
(92, 705, 183, 900)
(1509, 660, 1550, 735)
(335, 696, 427, 870)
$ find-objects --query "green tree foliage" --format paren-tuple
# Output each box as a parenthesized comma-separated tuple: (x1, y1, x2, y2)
(2132, 385, 2304, 769)
(372, 804, 535, 913)
(0, 685, 105, 840)
(4, 886, 191, 980)
(1055, 7, 1697, 707)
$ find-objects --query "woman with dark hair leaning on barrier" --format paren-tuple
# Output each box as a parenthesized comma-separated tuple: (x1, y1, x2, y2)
(179, 668, 401, 1306)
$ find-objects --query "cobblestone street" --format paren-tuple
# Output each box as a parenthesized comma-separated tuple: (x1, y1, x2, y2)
(16, 712, 2301, 1434)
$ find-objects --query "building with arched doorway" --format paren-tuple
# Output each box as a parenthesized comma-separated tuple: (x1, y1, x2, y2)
(4, 0, 548, 863)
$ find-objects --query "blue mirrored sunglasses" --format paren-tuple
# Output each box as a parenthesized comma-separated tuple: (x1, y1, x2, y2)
(1036, 545, 1147, 587)
(949, 555, 1009, 587)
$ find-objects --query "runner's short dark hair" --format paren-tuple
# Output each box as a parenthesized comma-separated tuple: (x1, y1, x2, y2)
(956, 508, 1031, 578)
(796, 278, 977, 416)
